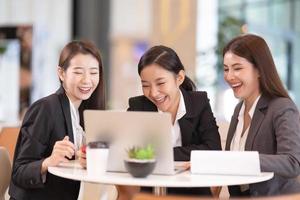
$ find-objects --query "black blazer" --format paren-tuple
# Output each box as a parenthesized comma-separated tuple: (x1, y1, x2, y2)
(128, 89, 221, 195)
(9, 87, 80, 200)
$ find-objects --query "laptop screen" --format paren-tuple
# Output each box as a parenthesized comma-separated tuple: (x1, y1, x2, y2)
(84, 110, 176, 175)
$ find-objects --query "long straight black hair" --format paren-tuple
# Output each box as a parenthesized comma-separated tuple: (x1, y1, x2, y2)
(138, 45, 196, 91)
(58, 40, 105, 127)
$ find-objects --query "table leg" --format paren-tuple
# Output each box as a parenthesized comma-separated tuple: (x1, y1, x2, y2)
(153, 187, 167, 196)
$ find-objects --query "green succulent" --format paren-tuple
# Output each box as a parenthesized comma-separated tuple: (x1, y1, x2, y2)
(0, 46, 6, 54)
(0, 41, 7, 55)
(127, 144, 155, 160)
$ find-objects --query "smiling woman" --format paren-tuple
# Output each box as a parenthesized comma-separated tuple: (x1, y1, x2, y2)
(58, 54, 100, 108)
(123, 45, 221, 197)
(9, 40, 105, 200)
(223, 52, 261, 108)
(223, 34, 300, 197)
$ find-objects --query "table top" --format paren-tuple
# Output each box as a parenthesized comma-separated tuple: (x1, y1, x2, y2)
(48, 161, 274, 188)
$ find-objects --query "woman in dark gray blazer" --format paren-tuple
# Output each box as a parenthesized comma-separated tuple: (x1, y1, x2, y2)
(117, 45, 221, 198)
(223, 34, 300, 197)
(9, 41, 105, 200)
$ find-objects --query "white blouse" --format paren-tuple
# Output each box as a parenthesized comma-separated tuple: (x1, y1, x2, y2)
(159, 90, 186, 147)
(68, 98, 85, 151)
(230, 95, 261, 151)
(230, 95, 261, 192)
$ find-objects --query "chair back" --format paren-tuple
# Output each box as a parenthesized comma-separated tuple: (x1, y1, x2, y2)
(0, 147, 11, 200)
(0, 127, 20, 162)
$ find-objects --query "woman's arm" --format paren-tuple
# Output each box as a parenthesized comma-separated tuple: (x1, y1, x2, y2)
(174, 95, 221, 161)
(259, 99, 300, 178)
(12, 100, 53, 189)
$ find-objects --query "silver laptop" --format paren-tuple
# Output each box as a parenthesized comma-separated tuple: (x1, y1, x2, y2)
(84, 110, 183, 175)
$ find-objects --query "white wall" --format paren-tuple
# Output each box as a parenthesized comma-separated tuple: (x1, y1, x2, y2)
(0, 40, 20, 123)
(109, 0, 152, 109)
(0, 0, 72, 104)
(110, 0, 152, 39)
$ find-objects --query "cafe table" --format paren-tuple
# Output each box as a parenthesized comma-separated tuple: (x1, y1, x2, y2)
(49, 161, 273, 196)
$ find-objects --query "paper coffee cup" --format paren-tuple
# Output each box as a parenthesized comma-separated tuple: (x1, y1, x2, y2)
(86, 142, 109, 177)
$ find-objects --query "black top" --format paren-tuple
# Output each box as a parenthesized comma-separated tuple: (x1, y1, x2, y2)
(128, 89, 221, 195)
(9, 87, 80, 200)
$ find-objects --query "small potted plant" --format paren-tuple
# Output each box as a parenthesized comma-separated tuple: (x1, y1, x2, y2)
(124, 144, 156, 178)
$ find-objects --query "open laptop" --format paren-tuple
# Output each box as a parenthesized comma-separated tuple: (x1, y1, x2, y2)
(84, 110, 186, 175)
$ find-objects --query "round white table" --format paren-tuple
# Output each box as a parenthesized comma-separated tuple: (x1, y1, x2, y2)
(49, 161, 273, 196)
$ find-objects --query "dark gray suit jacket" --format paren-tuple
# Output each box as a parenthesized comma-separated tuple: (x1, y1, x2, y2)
(9, 87, 80, 200)
(226, 95, 300, 197)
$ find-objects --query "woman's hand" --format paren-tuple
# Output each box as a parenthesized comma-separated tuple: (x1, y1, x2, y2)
(41, 136, 75, 174)
(183, 161, 190, 170)
(77, 145, 87, 168)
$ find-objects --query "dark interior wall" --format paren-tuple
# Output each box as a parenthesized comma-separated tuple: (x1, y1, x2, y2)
(73, 0, 110, 102)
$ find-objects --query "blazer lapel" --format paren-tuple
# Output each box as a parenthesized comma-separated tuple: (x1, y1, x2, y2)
(178, 89, 196, 146)
(225, 102, 242, 150)
(245, 96, 269, 150)
(57, 87, 74, 143)
(178, 118, 194, 146)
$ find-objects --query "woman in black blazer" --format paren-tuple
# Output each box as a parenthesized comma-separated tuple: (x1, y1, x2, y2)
(128, 89, 220, 161)
(118, 45, 221, 198)
(9, 41, 105, 200)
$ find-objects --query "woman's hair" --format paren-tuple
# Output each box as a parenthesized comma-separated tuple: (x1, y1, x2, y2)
(223, 34, 289, 99)
(138, 45, 196, 91)
(58, 40, 105, 127)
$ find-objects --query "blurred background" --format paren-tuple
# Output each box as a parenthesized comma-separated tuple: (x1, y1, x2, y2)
(1, 1, 300, 199)
(1, 0, 300, 125)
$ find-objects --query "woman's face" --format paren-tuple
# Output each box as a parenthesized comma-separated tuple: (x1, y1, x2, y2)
(58, 53, 100, 106)
(140, 64, 184, 113)
(223, 51, 260, 104)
